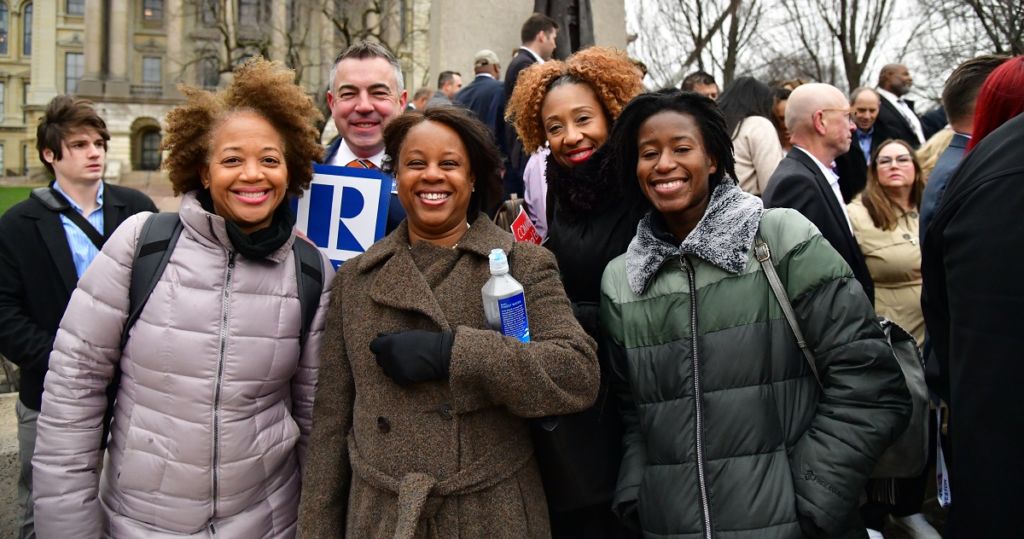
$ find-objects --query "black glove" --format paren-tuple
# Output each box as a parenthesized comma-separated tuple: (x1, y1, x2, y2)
(370, 329, 454, 386)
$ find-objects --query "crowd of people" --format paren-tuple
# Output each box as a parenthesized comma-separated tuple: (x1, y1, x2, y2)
(0, 9, 1021, 539)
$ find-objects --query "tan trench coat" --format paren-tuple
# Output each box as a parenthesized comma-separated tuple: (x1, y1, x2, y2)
(299, 217, 599, 538)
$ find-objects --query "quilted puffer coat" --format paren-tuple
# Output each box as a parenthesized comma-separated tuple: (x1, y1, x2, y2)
(600, 182, 911, 538)
(32, 192, 334, 538)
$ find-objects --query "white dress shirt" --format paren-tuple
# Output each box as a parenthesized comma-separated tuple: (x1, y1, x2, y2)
(519, 46, 545, 65)
(793, 146, 853, 232)
(327, 138, 386, 168)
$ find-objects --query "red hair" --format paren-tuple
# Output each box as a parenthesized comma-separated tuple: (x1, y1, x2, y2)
(968, 56, 1024, 151)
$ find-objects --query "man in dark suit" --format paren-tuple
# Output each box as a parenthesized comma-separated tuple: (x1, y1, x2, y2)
(502, 13, 559, 197)
(763, 83, 874, 302)
(0, 95, 156, 538)
(455, 49, 506, 154)
(874, 64, 925, 148)
(834, 87, 885, 202)
(322, 41, 408, 233)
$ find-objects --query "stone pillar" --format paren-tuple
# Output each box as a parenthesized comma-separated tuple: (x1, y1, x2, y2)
(106, 0, 131, 97)
(77, 0, 106, 97)
(270, 0, 286, 63)
(164, 0, 183, 97)
(26, 0, 58, 106)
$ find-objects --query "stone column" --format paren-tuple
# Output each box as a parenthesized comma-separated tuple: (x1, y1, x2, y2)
(26, 0, 58, 105)
(77, 0, 106, 97)
(106, 0, 131, 97)
(164, 0, 183, 97)
(270, 0, 286, 63)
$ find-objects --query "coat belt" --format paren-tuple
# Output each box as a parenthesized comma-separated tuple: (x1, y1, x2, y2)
(347, 434, 533, 539)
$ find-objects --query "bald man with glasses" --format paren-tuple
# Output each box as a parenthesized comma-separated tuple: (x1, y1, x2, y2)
(763, 83, 874, 302)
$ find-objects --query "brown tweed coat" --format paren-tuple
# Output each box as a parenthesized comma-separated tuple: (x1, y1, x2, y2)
(299, 216, 599, 538)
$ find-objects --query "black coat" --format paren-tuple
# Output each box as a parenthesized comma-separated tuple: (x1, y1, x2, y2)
(921, 112, 1024, 538)
(0, 183, 156, 410)
(454, 74, 507, 154)
(875, 96, 922, 149)
(501, 49, 541, 198)
(762, 148, 874, 302)
(534, 149, 649, 518)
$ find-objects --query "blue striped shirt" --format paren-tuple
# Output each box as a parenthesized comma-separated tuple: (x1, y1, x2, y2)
(52, 181, 105, 278)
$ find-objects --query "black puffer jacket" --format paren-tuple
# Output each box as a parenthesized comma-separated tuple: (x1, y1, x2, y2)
(534, 147, 650, 512)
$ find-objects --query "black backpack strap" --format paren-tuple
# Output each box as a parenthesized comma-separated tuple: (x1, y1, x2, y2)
(292, 237, 324, 345)
(32, 186, 106, 249)
(122, 212, 183, 349)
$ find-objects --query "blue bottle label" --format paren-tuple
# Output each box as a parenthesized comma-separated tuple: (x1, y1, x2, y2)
(498, 292, 530, 342)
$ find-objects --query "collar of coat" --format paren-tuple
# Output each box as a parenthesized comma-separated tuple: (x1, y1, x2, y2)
(353, 216, 514, 329)
(625, 178, 764, 296)
(179, 190, 295, 263)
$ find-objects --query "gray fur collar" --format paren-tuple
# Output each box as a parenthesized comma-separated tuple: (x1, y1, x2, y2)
(625, 180, 764, 295)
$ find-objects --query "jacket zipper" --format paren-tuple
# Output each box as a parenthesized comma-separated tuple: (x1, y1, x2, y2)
(211, 251, 235, 522)
(682, 256, 713, 539)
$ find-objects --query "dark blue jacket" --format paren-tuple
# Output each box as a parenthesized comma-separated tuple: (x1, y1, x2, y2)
(454, 74, 507, 154)
(919, 132, 968, 242)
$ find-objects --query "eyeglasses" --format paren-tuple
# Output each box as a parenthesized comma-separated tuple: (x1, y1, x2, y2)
(877, 155, 914, 167)
(818, 108, 853, 123)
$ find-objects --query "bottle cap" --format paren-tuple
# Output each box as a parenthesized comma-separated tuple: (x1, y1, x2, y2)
(489, 248, 509, 274)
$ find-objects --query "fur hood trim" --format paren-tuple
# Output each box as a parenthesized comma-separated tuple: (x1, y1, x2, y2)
(625, 180, 764, 295)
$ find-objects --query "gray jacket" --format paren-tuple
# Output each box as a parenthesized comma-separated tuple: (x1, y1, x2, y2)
(32, 192, 334, 538)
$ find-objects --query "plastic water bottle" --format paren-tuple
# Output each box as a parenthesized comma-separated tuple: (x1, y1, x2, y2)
(482, 248, 531, 342)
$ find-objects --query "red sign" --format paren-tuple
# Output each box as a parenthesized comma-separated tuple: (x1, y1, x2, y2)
(510, 207, 542, 244)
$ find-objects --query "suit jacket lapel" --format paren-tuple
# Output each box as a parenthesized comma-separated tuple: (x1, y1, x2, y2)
(790, 149, 853, 240)
(34, 208, 78, 294)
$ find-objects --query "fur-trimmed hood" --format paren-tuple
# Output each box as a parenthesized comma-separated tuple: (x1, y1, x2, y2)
(625, 179, 764, 295)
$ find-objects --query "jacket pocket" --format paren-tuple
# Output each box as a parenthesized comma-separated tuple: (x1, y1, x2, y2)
(116, 420, 168, 494)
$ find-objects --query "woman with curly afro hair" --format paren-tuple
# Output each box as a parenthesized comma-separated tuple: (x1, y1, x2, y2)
(504, 46, 645, 538)
(31, 58, 334, 538)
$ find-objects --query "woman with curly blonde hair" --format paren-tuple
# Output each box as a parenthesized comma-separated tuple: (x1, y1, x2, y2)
(31, 58, 333, 538)
(505, 46, 644, 538)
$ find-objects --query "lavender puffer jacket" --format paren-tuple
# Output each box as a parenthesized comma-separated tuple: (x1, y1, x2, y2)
(32, 192, 334, 538)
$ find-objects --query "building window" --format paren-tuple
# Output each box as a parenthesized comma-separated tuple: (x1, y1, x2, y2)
(200, 0, 217, 25)
(238, 0, 262, 26)
(65, 52, 83, 94)
(198, 56, 219, 88)
(142, 57, 161, 85)
(140, 130, 161, 170)
(0, 82, 5, 116)
(143, 0, 162, 21)
(0, 144, 5, 175)
(21, 81, 27, 123)
(21, 2, 30, 56)
(0, 3, 8, 55)
(66, 0, 84, 16)
(21, 143, 28, 174)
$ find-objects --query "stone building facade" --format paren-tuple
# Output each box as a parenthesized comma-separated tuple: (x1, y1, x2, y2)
(1, 0, 624, 181)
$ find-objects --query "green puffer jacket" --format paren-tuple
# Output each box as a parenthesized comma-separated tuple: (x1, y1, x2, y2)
(600, 182, 911, 539)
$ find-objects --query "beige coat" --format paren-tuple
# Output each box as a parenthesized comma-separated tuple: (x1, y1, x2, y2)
(299, 217, 599, 538)
(733, 116, 785, 196)
(848, 198, 925, 344)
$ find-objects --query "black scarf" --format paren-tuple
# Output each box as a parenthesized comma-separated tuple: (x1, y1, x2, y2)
(197, 190, 296, 260)
(544, 144, 622, 218)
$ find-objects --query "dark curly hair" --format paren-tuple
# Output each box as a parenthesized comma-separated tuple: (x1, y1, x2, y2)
(505, 46, 643, 154)
(162, 57, 324, 196)
(383, 105, 503, 221)
(604, 89, 736, 193)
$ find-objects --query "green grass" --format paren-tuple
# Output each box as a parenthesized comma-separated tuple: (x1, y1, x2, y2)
(0, 186, 34, 216)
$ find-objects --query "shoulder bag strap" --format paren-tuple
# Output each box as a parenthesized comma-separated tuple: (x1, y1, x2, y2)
(32, 186, 106, 249)
(123, 212, 183, 349)
(754, 232, 823, 389)
(292, 237, 324, 345)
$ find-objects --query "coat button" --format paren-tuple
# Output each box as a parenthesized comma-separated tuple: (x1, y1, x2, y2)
(377, 416, 390, 433)
(438, 403, 453, 420)
(903, 233, 912, 240)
